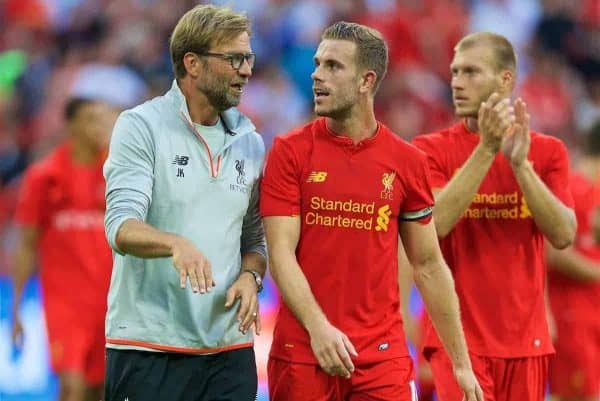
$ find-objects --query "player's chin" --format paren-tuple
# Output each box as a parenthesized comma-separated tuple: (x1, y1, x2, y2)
(454, 106, 478, 119)
(314, 105, 330, 117)
(225, 94, 241, 107)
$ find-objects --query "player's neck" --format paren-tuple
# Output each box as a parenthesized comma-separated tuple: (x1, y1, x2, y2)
(464, 117, 479, 133)
(178, 79, 220, 126)
(326, 108, 378, 144)
(70, 141, 99, 166)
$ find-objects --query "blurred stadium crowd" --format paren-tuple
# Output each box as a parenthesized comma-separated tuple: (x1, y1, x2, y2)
(0, 0, 598, 399)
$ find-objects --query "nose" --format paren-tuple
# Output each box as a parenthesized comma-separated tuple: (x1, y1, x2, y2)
(451, 73, 464, 91)
(238, 58, 252, 78)
(311, 66, 322, 82)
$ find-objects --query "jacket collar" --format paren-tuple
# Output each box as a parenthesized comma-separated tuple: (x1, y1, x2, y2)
(165, 79, 256, 137)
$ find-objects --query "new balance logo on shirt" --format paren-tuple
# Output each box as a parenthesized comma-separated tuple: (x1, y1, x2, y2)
(173, 155, 189, 178)
(172, 155, 189, 166)
(307, 171, 327, 183)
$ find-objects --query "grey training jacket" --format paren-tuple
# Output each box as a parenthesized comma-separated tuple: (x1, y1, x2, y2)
(103, 80, 266, 353)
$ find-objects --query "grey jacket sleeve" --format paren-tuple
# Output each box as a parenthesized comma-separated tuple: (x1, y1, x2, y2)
(240, 177, 266, 259)
(104, 111, 155, 254)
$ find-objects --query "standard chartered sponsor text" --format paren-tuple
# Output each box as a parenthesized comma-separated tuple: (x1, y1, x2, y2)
(307, 196, 377, 230)
(464, 191, 530, 219)
(472, 191, 518, 205)
(464, 207, 519, 219)
(310, 196, 375, 213)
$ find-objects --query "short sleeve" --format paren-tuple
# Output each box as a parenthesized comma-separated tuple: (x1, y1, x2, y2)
(400, 150, 434, 224)
(15, 167, 47, 228)
(260, 136, 301, 216)
(542, 139, 574, 209)
(412, 134, 450, 189)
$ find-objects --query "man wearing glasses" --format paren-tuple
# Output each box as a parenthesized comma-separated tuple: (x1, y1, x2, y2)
(103, 5, 266, 401)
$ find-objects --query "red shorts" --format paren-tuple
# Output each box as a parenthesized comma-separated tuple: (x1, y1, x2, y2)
(549, 320, 600, 398)
(268, 356, 416, 401)
(45, 310, 105, 385)
(428, 349, 548, 401)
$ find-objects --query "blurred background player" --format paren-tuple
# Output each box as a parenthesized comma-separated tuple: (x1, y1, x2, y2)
(261, 21, 482, 401)
(412, 32, 576, 401)
(547, 120, 600, 401)
(10, 97, 114, 401)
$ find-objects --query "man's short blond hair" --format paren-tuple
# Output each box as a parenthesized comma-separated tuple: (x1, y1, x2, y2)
(455, 32, 517, 73)
(322, 21, 388, 94)
(169, 4, 251, 79)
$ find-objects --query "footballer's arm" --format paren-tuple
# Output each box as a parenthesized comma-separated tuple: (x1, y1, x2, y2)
(507, 100, 575, 248)
(545, 241, 600, 281)
(429, 94, 514, 238)
(10, 226, 39, 348)
(400, 218, 483, 401)
(397, 239, 417, 345)
(264, 215, 357, 378)
(430, 147, 494, 238)
(513, 162, 575, 248)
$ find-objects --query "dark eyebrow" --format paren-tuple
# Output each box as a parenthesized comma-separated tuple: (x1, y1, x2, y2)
(314, 56, 343, 67)
(451, 63, 480, 71)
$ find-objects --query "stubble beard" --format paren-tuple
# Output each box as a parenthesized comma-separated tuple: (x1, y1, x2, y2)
(315, 93, 355, 120)
(455, 106, 479, 119)
(198, 76, 240, 112)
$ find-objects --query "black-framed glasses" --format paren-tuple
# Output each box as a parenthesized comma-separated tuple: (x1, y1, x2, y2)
(201, 52, 256, 70)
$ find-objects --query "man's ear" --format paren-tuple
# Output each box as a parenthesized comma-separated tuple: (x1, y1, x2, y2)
(500, 69, 515, 92)
(183, 52, 202, 79)
(360, 70, 377, 94)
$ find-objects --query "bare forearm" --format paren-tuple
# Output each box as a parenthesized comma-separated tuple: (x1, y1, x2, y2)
(434, 145, 496, 237)
(270, 250, 327, 331)
(12, 244, 37, 315)
(397, 240, 413, 320)
(241, 251, 267, 277)
(398, 245, 417, 344)
(547, 245, 600, 281)
(415, 261, 471, 369)
(115, 219, 180, 258)
(514, 161, 575, 248)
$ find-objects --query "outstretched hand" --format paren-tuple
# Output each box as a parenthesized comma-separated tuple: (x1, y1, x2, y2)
(171, 238, 215, 293)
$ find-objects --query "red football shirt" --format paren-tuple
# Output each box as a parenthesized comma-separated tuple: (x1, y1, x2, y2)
(15, 142, 112, 324)
(548, 172, 600, 325)
(413, 121, 573, 358)
(260, 117, 434, 364)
